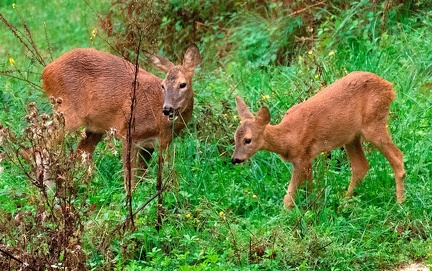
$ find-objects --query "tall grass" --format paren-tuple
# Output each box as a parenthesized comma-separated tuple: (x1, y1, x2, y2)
(0, 1, 431, 270)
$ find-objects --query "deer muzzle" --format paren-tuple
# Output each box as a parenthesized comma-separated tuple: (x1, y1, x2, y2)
(162, 106, 178, 121)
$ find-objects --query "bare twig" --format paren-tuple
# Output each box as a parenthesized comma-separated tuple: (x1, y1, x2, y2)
(124, 32, 144, 229)
(0, 71, 43, 90)
(288, 1, 326, 17)
(223, 216, 241, 265)
(156, 149, 164, 231)
(43, 22, 53, 62)
(0, 12, 45, 67)
(0, 247, 37, 271)
(291, 185, 328, 232)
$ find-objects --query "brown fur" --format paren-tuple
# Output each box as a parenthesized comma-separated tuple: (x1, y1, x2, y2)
(232, 71, 405, 209)
(42, 45, 201, 189)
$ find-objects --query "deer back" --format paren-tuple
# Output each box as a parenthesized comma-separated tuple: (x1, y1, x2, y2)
(42, 47, 200, 148)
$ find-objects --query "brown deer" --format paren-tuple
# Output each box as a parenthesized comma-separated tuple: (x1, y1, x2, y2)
(231, 71, 405, 209)
(42, 45, 201, 189)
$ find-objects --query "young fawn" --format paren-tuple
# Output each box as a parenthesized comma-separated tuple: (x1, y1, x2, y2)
(231, 71, 405, 209)
(42, 45, 201, 189)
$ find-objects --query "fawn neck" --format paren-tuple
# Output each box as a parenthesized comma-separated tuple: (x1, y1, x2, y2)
(263, 124, 292, 159)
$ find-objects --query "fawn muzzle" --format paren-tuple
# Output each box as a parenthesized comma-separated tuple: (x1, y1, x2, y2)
(231, 158, 244, 165)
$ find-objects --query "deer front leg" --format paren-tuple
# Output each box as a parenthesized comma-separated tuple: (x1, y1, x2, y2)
(122, 140, 139, 192)
(284, 160, 312, 209)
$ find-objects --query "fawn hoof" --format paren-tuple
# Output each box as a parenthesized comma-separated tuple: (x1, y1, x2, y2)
(283, 194, 294, 209)
(396, 196, 404, 204)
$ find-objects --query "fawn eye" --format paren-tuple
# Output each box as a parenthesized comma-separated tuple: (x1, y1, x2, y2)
(244, 138, 252, 144)
(179, 83, 187, 89)
(161, 84, 165, 91)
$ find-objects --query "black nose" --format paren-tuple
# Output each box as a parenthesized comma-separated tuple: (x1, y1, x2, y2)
(162, 107, 173, 116)
(231, 158, 244, 165)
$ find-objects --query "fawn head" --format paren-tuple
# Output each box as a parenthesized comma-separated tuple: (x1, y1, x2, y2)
(147, 44, 201, 121)
(232, 96, 270, 164)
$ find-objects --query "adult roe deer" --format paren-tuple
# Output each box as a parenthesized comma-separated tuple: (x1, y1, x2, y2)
(231, 71, 405, 209)
(42, 45, 201, 189)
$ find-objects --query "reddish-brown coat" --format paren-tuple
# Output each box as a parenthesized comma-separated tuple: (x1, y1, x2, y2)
(232, 71, 405, 209)
(42, 46, 200, 189)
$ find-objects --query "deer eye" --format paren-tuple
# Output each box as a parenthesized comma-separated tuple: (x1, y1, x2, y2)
(179, 83, 187, 89)
(161, 84, 165, 91)
(244, 138, 252, 145)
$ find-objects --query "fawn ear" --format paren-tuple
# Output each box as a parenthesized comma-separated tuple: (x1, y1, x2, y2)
(256, 107, 270, 125)
(183, 44, 201, 74)
(236, 96, 254, 121)
(146, 52, 175, 73)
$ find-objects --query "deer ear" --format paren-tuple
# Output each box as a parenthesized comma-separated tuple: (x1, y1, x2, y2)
(235, 96, 254, 121)
(183, 44, 201, 73)
(256, 107, 270, 125)
(145, 53, 175, 73)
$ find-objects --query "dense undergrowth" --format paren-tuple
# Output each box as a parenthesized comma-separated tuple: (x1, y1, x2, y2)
(0, 0, 431, 270)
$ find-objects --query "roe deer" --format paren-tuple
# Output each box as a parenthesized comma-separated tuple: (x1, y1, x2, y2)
(231, 71, 405, 209)
(42, 45, 201, 189)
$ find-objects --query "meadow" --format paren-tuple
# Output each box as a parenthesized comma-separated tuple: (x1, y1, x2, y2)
(0, 0, 431, 270)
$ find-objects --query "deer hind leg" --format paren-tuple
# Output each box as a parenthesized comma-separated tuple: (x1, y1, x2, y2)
(362, 125, 405, 203)
(133, 147, 155, 178)
(345, 136, 369, 198)
(77, 130, 104, 157)
(138, 148, 155, 169)
(284, 160, 312, 209)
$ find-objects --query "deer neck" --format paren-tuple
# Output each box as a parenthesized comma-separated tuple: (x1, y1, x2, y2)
(263, 123, 291, 159)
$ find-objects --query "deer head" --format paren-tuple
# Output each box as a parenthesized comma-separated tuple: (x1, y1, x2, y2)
(232, 96, 270, 164)
(147, 44, 201, 121)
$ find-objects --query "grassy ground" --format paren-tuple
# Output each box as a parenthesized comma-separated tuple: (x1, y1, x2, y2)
(1, 1, 431, 270)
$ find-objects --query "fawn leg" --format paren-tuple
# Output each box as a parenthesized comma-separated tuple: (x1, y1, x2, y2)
(284, 160, 312, 209)
(363, 126, 405, 203)
(345, 136, 369, 198)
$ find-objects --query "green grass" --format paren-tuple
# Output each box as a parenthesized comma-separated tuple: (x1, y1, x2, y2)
(1, 1, 431, 270)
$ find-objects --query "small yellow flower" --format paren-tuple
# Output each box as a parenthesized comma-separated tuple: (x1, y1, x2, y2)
(298, 56, 304, 61)
(233, 115, 238, 120)
(9, 57, 15, 66)
(223, 113, 228, 117)
(343, 68, 348, 75)
(261, 95, 270, 100)
(12, 3, 16, 8)
(308, 50, 313, 55)
(314, 74, 319, 79)
(219, 211, 224, 217)
(328, 51, 335, 56)
(252, 194, 258, 198)
(185, 213, 191, 219)
(91, 28, 97, 38)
